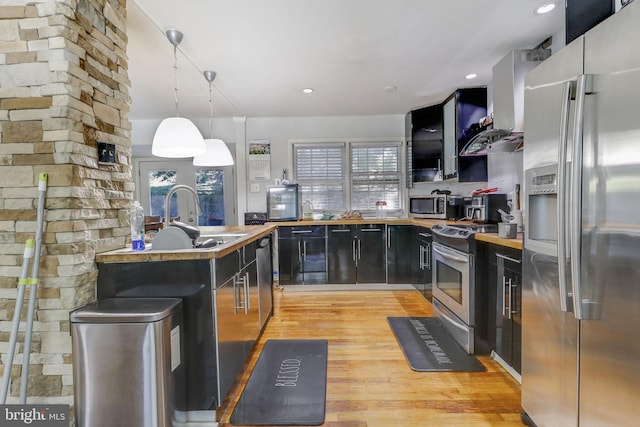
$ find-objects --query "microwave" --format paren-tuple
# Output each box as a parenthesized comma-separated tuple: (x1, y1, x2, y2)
(409, 195, 447, 219)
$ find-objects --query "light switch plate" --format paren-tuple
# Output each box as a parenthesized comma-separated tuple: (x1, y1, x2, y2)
(250, 183, 260, 193)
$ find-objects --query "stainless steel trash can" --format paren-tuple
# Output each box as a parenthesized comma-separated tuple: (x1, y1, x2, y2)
(70, 298, 184, 427)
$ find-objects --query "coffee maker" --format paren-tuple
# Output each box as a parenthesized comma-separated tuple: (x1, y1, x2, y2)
(466, 193, 508, 223)
(445, 195, 467, 220)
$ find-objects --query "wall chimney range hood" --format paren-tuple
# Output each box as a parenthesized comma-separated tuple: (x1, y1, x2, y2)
(460, 49, 550, 156)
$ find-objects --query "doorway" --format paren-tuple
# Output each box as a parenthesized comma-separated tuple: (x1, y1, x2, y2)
(136, 159, 236, 226)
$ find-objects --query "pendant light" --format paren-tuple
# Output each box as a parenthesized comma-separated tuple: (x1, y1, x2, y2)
(193, 70, 234, 166)
(152, 29, 205, 158)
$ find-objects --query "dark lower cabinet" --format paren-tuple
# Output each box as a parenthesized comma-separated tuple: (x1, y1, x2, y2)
(327, 225, 356, 283)
(327, 224, 386, 284)
(412, 226, 432, 298)
(357, 224, 386, 283)
(479, 242, 522, 374)
(494, 248, 522, 374)
(387, 225, 414, 284)
(278, 225, 327, 285)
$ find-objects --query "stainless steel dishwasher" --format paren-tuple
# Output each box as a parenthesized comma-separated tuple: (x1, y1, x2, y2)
(257, 235, 273, 330)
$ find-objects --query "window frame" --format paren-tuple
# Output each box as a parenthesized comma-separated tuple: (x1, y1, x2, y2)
(290, 138, 406, 216)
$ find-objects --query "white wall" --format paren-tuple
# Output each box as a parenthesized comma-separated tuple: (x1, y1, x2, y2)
(132, 114, 406, 222)
(244, 115, 406, 213)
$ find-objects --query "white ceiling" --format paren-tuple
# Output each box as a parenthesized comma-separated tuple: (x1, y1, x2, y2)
(127, 0, 565, 121)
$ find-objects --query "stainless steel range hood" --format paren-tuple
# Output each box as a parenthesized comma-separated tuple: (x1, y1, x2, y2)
(461, 49, 550, 156)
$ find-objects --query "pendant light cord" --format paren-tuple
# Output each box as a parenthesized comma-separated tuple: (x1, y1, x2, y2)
(208, 81, 214, 138)
(173, 43, 179, 117)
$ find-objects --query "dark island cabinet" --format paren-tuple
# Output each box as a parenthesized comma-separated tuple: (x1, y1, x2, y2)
(278, 225, 327, 285)
(327, 224, 386, 284)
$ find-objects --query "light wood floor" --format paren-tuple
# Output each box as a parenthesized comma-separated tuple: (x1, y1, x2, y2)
(218, 289, 523, 427)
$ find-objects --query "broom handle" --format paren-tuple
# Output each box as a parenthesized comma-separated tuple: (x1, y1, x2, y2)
(20, 173, 47, 403)
(0, 240, 34, 404)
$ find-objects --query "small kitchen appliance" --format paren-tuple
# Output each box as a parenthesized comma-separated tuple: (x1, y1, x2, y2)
(466, 193, 508, 223)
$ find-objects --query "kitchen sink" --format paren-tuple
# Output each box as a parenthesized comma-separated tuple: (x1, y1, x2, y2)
(196, 233, 248, 246)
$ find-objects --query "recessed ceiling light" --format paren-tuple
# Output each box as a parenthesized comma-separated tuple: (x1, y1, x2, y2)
(535, 2, 556, 15)
(383, 85, 397, 93)
(465, 73, 478, 80)
(302, 88, 314, 94)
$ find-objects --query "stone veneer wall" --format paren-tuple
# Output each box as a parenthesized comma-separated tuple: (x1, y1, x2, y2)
(0, 0, 131, 410)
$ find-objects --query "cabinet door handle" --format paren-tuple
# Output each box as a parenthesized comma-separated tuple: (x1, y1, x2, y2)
(507, 278, 514, 319)
(244, 272, 250, 313)
(357, 239, 361, 261)
(360, 228, 382, 232)
(418, 233, 430, 238)
(502, 275, 508, 317)
(426, 243, 431, 269)
(331, 229, 351, 233)
(292, 230, 312, 234)
(509, 279, 518, 319)
(233, 275, 238, 315)
(419, 245, 424, 269)
(352, 240, 356, 262)
(298, 240, 302, 261)
(495, 253, 521, 264)
(387, 227, 391, 248)
(303, 240, 307, 261)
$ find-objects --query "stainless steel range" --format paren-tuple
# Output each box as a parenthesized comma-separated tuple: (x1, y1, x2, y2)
(431, 223, 496, 354)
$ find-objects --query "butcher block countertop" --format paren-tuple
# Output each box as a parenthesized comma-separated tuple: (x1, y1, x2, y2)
(95, 218, 522, 264)
(95, 225, 277, 263)
(474, 232, 523, 250)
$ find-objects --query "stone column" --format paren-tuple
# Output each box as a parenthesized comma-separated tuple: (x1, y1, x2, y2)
(0, 0, 131, 410)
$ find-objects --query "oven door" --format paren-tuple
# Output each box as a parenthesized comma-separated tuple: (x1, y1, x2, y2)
(431, 242, 471, 325)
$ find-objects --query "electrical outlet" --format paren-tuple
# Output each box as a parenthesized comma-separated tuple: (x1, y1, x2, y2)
(250, 183, 260, 193)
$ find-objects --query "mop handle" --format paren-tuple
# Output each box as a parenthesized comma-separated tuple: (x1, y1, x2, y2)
(0, 240, 34, 404)
(20, 173, 47, 403)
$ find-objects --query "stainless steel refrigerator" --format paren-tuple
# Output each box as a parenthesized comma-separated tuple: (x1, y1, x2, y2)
(522, 2, 640, 426)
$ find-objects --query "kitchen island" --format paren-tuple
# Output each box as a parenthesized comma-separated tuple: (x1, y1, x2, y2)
(96, 224, 276, 422)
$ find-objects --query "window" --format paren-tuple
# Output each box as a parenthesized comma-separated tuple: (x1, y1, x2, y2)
(293, 143, 346, 212)
(351, 144, 401, 211)
(293, 141, 403, 214)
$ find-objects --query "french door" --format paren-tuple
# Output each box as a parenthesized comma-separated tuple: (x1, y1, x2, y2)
(136, 159, 236, 226)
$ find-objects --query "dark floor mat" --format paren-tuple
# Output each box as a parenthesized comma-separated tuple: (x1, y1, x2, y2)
(387, 317, 486, 372)
(230, 339, 328, 426)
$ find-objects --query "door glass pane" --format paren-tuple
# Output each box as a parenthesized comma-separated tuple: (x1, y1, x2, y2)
(196, 169, 225, 225)
(148, 170, 177, 220)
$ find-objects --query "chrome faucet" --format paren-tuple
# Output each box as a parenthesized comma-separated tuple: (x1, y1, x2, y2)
(164, 185, 201, 227)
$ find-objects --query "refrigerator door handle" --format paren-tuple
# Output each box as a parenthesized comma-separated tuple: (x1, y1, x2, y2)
(570, 74, 590, 320)
(557, 79, 575, 313)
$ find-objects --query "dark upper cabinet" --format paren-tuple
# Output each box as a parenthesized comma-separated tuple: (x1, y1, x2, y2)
(410, 104, 444, 183)
(409, 87, 487, 184)
(443, 87, 488, 182)
(566, 0, 614, 44)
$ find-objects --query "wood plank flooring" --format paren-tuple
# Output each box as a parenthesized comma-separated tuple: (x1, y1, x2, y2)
(217, 289, 523, 426)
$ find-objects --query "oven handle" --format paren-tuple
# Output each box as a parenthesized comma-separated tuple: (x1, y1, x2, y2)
(433, 245, 468, 263)
(433, 300, 468, 332)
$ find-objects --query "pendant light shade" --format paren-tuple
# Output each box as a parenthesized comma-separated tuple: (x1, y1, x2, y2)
(194, 138, 234, 166)
(152, 29, 205, 158)
(153, 117, 206, 158)
(193, 70, 235, 166)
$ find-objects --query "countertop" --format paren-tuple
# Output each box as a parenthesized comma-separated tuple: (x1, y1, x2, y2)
(95, 225, 277, 263)
(95, 218, 522, 264)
